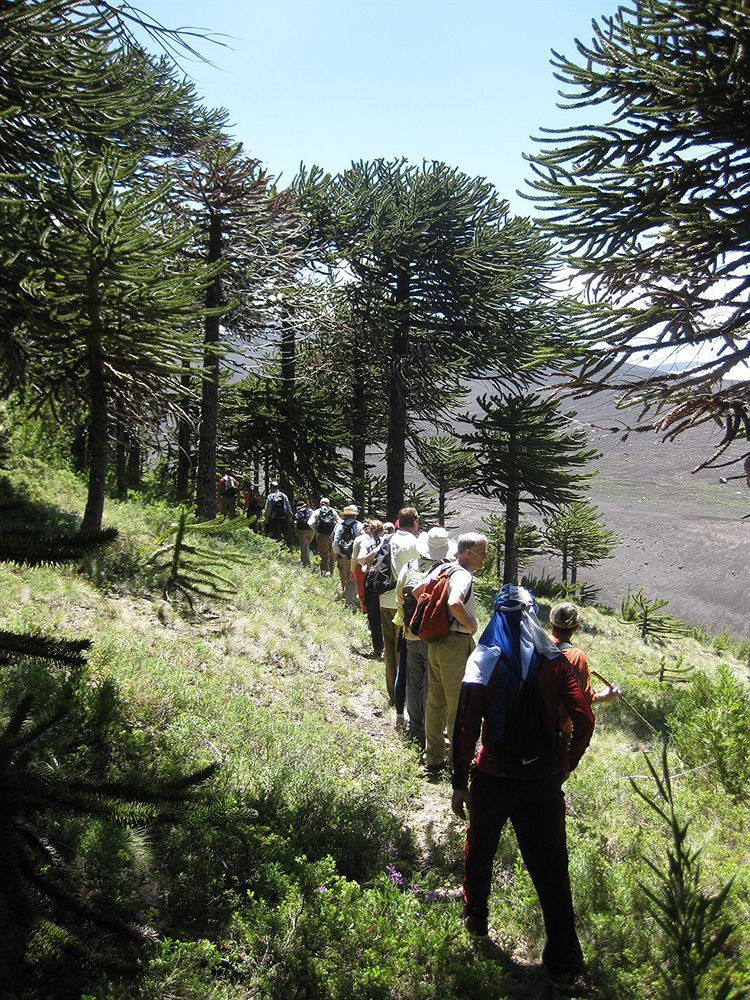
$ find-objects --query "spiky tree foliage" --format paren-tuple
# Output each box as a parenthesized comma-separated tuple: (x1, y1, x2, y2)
(620, 588, 689, 644)
(222, 369, 349, 506)
(16, 150, 216, 531)
(146, 506, 253, 609)
(645, 655, 695, 685)
(527, 0, 750, 474)
(543, 499, 617, 585)
(164, 145, 307, 519)
(0, 1, 227, 373)
(463, 393, 597, 584)
(0, 679, 218, 987)
(630, 745, 740, 998)
(298, 159, 558, 518)
(482, 514, 543, 583)
(416, 435, 475, 524)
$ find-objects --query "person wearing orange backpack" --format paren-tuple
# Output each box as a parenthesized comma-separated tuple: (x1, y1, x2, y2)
(414, 532, 487, 778)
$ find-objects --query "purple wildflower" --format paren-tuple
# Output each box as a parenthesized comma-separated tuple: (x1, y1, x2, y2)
(314, 885, 329, 893)
(385, 864, 404, 889)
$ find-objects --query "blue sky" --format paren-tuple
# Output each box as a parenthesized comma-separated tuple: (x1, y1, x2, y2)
(134, 0, 621, 215)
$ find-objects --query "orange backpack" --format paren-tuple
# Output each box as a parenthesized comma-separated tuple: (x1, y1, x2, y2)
(411, 566, 460, 642)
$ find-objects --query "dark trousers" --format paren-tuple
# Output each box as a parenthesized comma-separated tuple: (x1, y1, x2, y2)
(464, 769, 584, 977)
(394, 633, 407, 715)
(266, 517, 287, 541)
(364, 587, 383, 654)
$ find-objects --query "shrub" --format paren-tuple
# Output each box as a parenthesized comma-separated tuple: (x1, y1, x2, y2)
(667, 665, 750, 800)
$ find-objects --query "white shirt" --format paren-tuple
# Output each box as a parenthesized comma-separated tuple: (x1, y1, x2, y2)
(379, 530, 423, 610)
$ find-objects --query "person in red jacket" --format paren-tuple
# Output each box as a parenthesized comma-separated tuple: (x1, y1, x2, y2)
(451, 585, 594, 986)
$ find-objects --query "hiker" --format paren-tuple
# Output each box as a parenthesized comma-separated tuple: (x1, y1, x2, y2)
(309, 497, 338, 575)
(217, 471, 240, 517)
(378, 507, 422, 709)
(360, 521, 386, 656)
(451, 585, 594, 987)
(549, 603, 620, 730)
(264, 481, 291, 541)
(332, 504, 364, 609)
(395, 526, 457, 749)
(294, 500, 316, 568)
(243, 482, 264, 528)
(415, 531, 487, 777)
(352, 519, 379, 611)
(383, 521, 395, 536)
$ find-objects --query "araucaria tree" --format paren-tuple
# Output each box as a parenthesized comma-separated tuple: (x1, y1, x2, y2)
(18, 151, 214, 532)
(544, 499, 617, 585)
(416, 435, 475, 524)
(527, 0, 750, 473)
(463, 393, 598, 584)
(298, 159, 556, 517)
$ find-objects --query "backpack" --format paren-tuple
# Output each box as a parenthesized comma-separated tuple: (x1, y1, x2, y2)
(315, 507, 336, 534)
(492, 655, 558, 781)
(410, 566, 456, 642)
(338, 521, 356, 557)
(221, 477, 238, 498)
(401, 563, 429, 632)
(365, 535, 394, 595)
(269, 493, 286, 519)
(294, 507, 312, 531)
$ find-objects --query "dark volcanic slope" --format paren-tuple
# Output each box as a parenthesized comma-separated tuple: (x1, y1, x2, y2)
(445, 375, 750, 634)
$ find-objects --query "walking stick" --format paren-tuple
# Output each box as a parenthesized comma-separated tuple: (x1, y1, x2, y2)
(591, 669, 658, 737)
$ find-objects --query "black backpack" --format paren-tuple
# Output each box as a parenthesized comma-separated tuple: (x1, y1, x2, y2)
(365, 535, 394, 595)
(492, 654, 558, 780)
(315, 507, 336, 534)
(221, 477, 238, 498)
(269, 493, 286, 519)
(338, 521, 356, 557)
(294, 507, 312, 531)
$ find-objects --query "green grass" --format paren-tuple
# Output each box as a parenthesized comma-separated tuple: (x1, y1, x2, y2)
(1, 454, 749, 999)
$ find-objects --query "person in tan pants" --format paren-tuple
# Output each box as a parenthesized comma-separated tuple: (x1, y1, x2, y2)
(419, 533, 487, 776)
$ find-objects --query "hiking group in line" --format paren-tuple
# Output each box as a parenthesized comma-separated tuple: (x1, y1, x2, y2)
(218, 475, 621, 987)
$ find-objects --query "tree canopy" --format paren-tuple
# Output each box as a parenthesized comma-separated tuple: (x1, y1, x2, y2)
(527, 0, 750, 473)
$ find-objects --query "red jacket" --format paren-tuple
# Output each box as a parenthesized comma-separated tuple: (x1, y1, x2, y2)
(452, 654, 594, 790)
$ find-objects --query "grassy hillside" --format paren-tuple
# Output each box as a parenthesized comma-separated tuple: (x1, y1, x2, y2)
(1, 455, 749, 999)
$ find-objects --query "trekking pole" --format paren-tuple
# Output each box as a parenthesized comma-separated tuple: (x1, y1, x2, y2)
(591, 669, 658, 737)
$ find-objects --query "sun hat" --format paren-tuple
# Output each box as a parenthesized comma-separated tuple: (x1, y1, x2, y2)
(549, 602, 581, 630)
(341, 503, 359, 518)
(416, 526, 457, 562)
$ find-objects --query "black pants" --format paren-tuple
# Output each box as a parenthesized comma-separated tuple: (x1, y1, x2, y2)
(464, 768, 584, 977)
(266, 517, 287, 541)
(364, 587, 383, 654)
(394, 633, 407, 715)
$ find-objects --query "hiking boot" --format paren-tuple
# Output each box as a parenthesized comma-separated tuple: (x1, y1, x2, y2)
(462, 912, 489, 939)
(423, 761, 447, 782)
(394, 713, 407, 734)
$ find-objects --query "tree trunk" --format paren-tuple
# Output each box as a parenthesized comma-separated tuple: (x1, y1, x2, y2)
(385, 270, 410, 519)
(503, 489, 519, 585)
(126, 433, 141, 490)
(562, 542, 568, 585)
(352, 382, 367, 512)
(82, 274, 108, 533)
(570, 558, 578, 585)
(114, 416, 128, 500)
(176, 360, 192, 501)
(195, 211, 223, 519)
(71, 421, 88, 474)
(437, 475, 446, 524)
(279, 307, 295, 504)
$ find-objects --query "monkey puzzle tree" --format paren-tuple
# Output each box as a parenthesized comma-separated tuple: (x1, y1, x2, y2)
(463, 393, 598, 584)
(482, 513, 543, 583)
(416, 434, 476, 524)
(166, 144, 306, 518)
(17, 150, 215, 531)
(298, 159, 557, 518)
(543, 499, 617, 585)
(527, 0, 750, 474)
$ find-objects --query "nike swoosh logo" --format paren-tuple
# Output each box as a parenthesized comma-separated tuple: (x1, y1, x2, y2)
(521, 756, 541, 766)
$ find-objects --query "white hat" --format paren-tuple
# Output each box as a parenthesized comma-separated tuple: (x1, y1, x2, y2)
(341, 503, 359, 517)
(416, 526, 457, 562)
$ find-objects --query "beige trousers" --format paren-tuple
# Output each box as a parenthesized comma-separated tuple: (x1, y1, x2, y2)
(424, 631, 474, 767)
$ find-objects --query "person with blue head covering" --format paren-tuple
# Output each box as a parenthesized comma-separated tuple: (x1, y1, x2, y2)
(450, 584, 595, 987)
